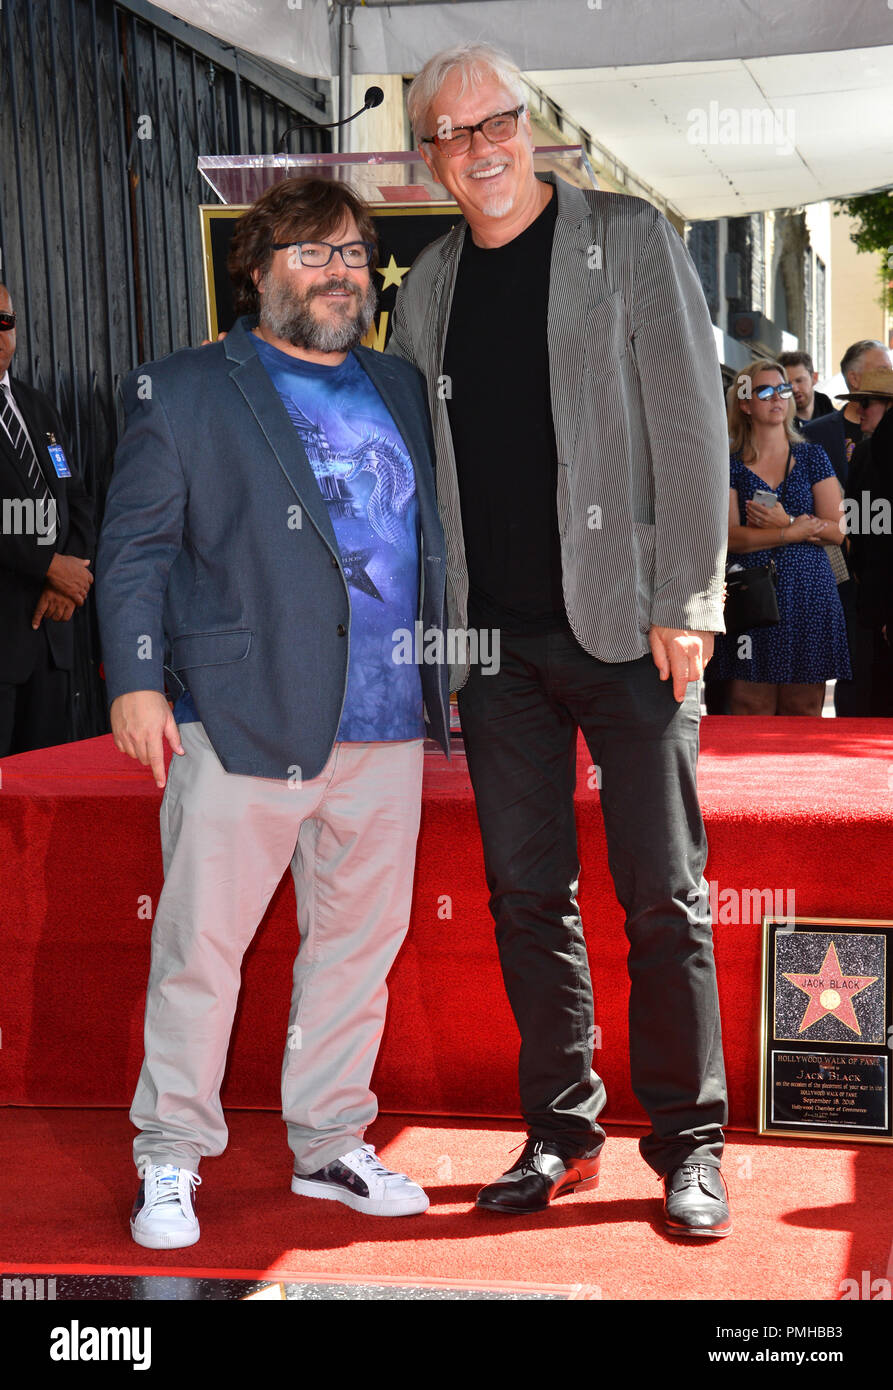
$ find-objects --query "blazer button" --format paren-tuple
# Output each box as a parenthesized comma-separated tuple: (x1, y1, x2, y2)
(330, 555, 339, 567)
(337, 623, 346, 636)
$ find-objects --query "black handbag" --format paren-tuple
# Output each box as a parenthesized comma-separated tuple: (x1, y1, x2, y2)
(724, 559, 779, 634)
(723, 446, 791, 634)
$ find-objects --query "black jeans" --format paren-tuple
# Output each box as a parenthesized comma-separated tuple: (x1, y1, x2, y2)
(457, 627, 727, 1176)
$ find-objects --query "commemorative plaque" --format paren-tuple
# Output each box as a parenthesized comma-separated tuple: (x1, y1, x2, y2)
(759, 917, 892, 1142)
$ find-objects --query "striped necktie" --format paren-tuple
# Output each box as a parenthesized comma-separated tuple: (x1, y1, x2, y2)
(1, 382, 53, 511)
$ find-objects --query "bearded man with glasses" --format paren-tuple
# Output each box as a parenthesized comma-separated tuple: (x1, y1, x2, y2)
(389, 43, 733, 1237)
(97, 177, 450, 1247)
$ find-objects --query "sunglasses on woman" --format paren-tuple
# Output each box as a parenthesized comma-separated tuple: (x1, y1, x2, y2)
(753, 382, 793, 400)
(0, 311, 15, 331)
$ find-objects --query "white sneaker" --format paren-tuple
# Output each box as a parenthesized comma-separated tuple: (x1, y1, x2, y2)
(291, 1143, 429, 1216)
(131, 1162, 202, 1249)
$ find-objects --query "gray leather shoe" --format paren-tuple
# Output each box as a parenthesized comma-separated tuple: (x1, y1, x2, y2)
(663, 1163, 731, 1238)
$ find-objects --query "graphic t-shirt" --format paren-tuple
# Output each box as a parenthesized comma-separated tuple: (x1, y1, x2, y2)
(173, 339, 423, 743)
(842, 410, 862, 464)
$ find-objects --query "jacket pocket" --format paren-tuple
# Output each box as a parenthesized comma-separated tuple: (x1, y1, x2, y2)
(169, 629, 252, 669)
(582, 291, 629, 380)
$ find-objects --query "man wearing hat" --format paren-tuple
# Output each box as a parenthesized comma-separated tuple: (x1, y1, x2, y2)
(841, 368, 893, 715)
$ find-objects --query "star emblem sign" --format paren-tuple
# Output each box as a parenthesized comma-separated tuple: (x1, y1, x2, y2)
(375, 255, 410, 291)
(783, 940, 878, 1036)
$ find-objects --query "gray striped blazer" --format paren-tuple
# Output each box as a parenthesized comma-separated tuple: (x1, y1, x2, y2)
(387, 171, 729, 690)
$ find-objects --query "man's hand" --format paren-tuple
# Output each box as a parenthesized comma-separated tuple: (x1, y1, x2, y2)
(45, 553, 93, 604)
(649, 626, 715, 702)
(32, 587, 76, 627)
(110, 690, 185, 789)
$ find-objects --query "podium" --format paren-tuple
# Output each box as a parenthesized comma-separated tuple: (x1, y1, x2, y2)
(196, 148, 599, 342)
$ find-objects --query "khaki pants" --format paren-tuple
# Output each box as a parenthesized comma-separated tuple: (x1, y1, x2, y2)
(131, 722, 424, 1174)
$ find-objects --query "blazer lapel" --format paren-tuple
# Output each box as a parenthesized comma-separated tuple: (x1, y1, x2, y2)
(427, 222, 464, 384)
(352, 349, 418, 468)
(0, 408, 27, 488)
(1, 380, 62, 506)
(546, 174, 598, 471)
(224, 321, 338, 554)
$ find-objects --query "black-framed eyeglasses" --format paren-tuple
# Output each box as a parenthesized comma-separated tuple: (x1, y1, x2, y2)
(0, 311, 15, 331)
(269, 240, 375, 268)
(754, 382, 794, 400)
(420, 105, 526, 157)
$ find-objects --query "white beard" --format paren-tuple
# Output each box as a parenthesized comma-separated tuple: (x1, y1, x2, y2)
(479, 193, 517, 218)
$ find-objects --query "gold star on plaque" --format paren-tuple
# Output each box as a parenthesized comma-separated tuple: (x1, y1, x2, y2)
(376, 255, 410, 290)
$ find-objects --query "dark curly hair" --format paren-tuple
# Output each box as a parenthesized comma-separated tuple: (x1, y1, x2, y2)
(228, 177, 379, 317)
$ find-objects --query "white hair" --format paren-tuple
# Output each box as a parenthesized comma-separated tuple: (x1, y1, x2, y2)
(840, 339, 889, 385)
(406, 42, 525, 142)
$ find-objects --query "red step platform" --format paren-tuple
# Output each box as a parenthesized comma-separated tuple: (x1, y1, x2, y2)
(1, 717, 891, 1129)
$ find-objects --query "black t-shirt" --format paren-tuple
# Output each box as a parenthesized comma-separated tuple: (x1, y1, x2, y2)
(443, 189, 567, 633)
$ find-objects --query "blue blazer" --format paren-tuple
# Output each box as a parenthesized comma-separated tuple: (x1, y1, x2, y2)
(96, 316, 450, 779)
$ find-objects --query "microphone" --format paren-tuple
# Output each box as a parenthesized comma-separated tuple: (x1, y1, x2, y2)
(276, 88, 384, 155)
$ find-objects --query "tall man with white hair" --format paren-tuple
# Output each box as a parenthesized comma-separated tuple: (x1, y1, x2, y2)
(389, 43, 732, 1237)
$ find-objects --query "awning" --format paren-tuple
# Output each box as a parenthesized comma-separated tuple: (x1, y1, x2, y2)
(150, 0, 893, 219)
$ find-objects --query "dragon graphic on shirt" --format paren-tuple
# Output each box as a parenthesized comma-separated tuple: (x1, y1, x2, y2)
(283, 400, 415, 546)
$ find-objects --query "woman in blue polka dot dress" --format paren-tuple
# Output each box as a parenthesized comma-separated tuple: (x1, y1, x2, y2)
(709, 360, 851, 714)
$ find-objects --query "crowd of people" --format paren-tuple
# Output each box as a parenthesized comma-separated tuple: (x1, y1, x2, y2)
(705, 341, 893, 716)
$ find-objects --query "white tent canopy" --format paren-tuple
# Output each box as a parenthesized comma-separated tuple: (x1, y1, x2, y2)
(527, 48, 893, 221)
(153, 0, 893, 219)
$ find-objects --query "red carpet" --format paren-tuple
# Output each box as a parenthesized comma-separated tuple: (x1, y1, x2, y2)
(1, 718, 892, 1129)
(1, 1107, 889, 1300)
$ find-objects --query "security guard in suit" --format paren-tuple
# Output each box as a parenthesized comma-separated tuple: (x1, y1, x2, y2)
(0, 283, 94, 754)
